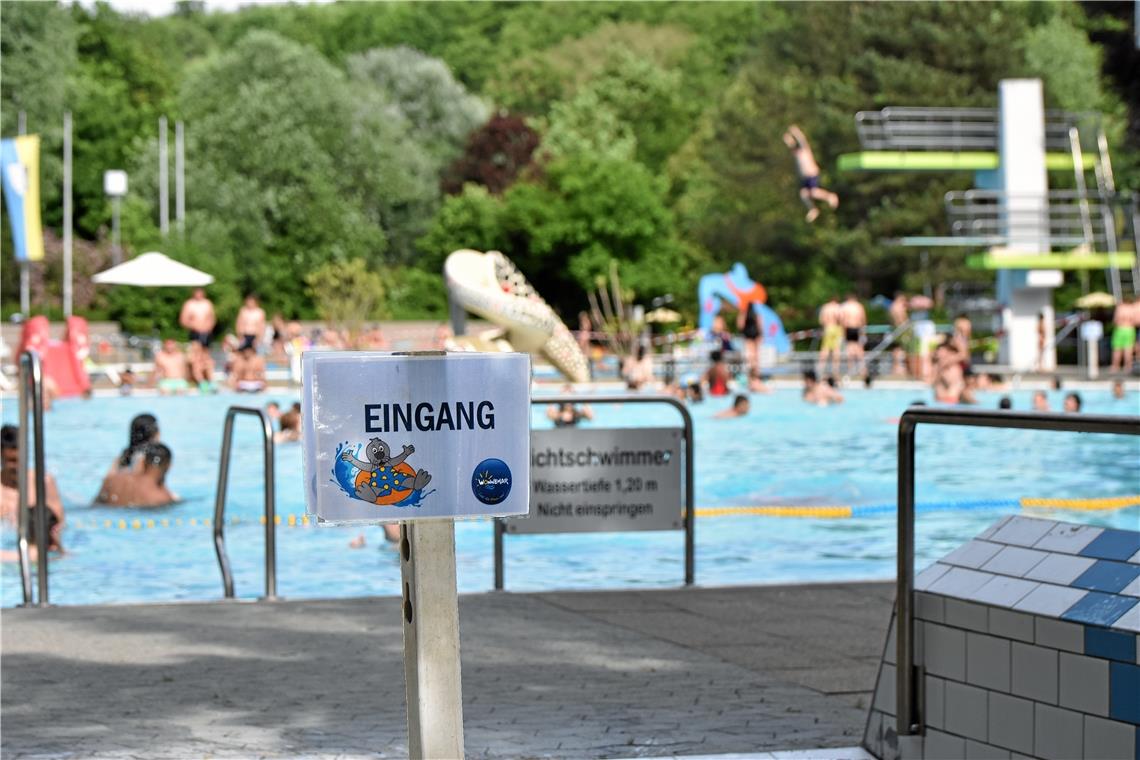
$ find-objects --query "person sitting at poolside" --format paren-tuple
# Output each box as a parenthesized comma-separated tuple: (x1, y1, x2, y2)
(188, 341, 217, 393)
(154, 339, 190, 395)
(95, 443, 176, 508)
(0, 425, 65, 561)
(622, 345, 654, 390)
(547, 401, 594, 428)
(1063, 392, 1082, 413)
(229, 345, 267, 393)
(715, 394, 751, 419)
(1032, 391, 1050, 412)
(802, 370, 843, 406)
(119, 367, 136, 396)
(782, 124, 839, 223)
(112, 414, 160, 475)
(932, 336, 967, 403)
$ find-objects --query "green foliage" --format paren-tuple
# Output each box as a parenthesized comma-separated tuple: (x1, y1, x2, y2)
(305, 257, 386, 340)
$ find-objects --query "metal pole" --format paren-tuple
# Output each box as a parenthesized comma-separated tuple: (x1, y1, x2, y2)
(260, 408, 277, 600)
(897, 415, 917, 736)
(18, 111, 29, 316)
(63, 111, 73, 318)
(31, 354, 48, 606)
(683, 407, 695, 587)
(213, 412, 236, 599)
(111, 196, 122, 265)
(493, 519, 504, 591)
(175, 121, 185, 233)
(401, 519, 465, 760)
(16, 355, 33, 605)
(158, 116, 169, 235)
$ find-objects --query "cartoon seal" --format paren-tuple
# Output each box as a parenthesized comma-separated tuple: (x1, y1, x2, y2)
(339, 437, 432, 505)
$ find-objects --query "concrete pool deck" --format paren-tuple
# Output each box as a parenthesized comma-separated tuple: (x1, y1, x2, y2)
(2, 582, 893, 759)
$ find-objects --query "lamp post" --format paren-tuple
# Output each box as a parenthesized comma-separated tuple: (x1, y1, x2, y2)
(104, 170, 128, 265)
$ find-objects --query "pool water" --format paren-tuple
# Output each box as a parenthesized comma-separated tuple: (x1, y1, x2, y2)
(2, 388, 1137, 607)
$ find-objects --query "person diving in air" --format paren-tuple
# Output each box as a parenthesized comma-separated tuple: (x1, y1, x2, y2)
(783, 124, 839, 223)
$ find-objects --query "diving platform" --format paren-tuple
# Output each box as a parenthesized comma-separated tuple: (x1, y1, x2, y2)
(838, 151, 1095, 173)
(966, 251, 1136, 271)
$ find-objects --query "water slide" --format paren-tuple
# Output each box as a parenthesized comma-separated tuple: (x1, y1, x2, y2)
(698, 263, 791, 354)
(444, 249, 590, 382)
(16, 315, 92, 397)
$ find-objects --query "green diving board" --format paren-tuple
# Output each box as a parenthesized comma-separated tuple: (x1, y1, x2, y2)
(838, 151, 1097, 172)
(966, 251, 1136, 270)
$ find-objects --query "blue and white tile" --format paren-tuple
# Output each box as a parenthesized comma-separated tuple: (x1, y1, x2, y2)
(1033, 522, 1104, 555)
(1080, 529, 1140, 562)
(1024, 553, 1096, 586)
(1129, 548, 1140, 565)
(1072, 560, 1140, 594)
(942, 540, 1004, 569)
(1121, 576, 1140, 598)
(916, 563, 953, 591)
(991, 516, 1057, 548)
(1062, 591, 1138, 627)
(982, 546, 1048, 577)
(976, 515, 1014, 541)
(1111, 603, 1140, 633)
(928, 567, 996, 600)
(1014, 584, 1088, 617)
(973, 575, 1039, 607)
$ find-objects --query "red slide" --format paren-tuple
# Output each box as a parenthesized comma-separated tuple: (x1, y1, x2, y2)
(17, 316, 92, 398)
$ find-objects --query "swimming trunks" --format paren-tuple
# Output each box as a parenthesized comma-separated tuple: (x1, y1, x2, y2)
(1112, 325, 1136, 350)
(158, 378, 189, 393)
(801, 175, 821, 190)
(237, 380, 266, 393)
(239, 334, 257, 351)
(742, 306, 760, 340)
(821, 324, 843, 351)
(845, 327, 860, 343)
(188, 330, 211, 347)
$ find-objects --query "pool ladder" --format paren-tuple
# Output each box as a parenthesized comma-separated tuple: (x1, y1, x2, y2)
(213, 406, 278, 600)
(16, 350, 50, 607)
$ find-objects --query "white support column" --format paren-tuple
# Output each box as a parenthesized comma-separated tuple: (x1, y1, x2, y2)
(995, 79, 1056, 371)
(401, 520, 465, 760)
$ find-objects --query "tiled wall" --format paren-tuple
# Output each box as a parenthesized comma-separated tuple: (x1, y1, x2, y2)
(863, 516, 1140, 760)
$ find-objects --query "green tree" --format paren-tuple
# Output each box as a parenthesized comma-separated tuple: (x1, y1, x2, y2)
(306, 257, 385, 343)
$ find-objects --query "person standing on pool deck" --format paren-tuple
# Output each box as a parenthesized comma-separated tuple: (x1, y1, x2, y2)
(840, 294, 867, 378)
(0, 424, 65, 559)
(235, 295, 267, 352)
(782, 124, 839, 223)
(179, 288, 216, 347)
(1110, 296, 1136, 374)
(818, 296, 843, 378)
(889, 292, 909, 376)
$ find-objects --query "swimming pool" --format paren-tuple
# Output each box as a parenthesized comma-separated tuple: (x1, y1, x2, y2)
(3, 387, 1137, 606)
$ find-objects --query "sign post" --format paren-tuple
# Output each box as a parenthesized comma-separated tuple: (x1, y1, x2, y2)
(302, 351, 530, 760)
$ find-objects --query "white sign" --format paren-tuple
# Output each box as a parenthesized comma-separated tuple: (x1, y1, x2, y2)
(103, 170, 128, 197)
(302, 352, 531, 524)
(506, 427, 683, 535)
(1080, 320, 1103, 341)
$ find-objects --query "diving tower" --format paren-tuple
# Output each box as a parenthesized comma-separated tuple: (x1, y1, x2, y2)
(840, 80, 1139, 372)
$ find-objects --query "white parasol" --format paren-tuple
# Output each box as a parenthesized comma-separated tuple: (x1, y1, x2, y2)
(92, 252, 214, 287)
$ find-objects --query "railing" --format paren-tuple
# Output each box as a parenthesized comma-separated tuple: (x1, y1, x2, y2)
(494, 394, 695, 589)
(943, 189, 1128, 248)
(213, 406, 277, 600)
(16, 351, 49, 607)
(854, 107, 1097, 152)
(895, 407, 1140, 737)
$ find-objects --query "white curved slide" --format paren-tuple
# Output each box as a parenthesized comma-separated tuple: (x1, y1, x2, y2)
(444, 249, 590, 382)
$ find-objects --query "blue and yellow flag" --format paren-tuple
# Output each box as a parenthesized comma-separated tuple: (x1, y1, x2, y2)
(0, 135, 45, 263)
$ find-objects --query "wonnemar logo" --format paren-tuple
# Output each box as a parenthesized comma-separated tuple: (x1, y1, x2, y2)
(472, 458, 512, 505)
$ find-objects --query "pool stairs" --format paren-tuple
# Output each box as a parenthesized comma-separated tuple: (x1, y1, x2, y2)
(863, 515, 1140, 760)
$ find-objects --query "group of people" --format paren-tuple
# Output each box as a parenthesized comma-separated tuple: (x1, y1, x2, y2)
(817, 294, 868, 378)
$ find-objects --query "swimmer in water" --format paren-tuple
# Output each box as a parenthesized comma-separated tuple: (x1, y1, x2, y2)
(95, 443, 177, 508)
(715, 394, 751, 419)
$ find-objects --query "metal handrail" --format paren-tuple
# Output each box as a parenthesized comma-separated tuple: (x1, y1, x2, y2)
(896, 407, 1140, 737)
(16, 351, 49, 606)
(494, 394, 696, 589)
(854, 108, 1099, 152)
(213, 406, 277, 600)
